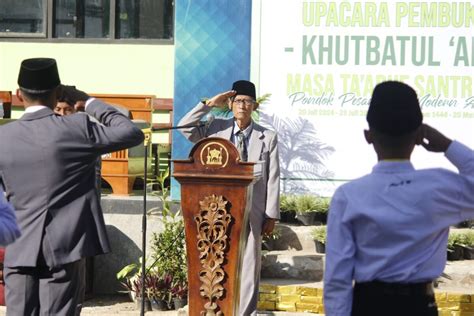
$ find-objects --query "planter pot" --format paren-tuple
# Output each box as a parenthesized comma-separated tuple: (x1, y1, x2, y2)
(295, 212, 316, 226)
(151, 298, 168, 311)
(462, 246, 474, 260)
(173, 297, 188, 310)
(314, 240, 326, 253)
(454, 220, 472, 228)
(136, 297, 152, 311)
(313, 212, 327, 225)
(280, 210, 298, 223)
(447, 245, 464, 261)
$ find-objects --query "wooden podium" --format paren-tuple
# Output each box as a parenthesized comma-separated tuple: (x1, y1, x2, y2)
(173, 137, 260, 316)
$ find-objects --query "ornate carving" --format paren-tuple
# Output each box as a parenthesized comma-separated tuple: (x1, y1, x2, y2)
(195, 195, 232, 316)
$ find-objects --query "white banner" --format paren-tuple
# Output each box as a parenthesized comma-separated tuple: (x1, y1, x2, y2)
(253, 0, 474, 196)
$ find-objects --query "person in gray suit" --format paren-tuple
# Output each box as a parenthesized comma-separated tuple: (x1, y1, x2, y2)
(0, 58, 144, 316)
(54, 89, 103, 195)
(178, 80, 280, 315)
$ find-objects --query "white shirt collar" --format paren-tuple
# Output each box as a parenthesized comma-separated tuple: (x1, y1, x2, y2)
(233, 120, 253, 138)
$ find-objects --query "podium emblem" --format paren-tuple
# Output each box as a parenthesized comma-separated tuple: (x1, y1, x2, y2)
(200, 142, 229, 168)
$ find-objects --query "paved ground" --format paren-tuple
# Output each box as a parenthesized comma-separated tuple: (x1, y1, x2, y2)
(0, 261, 471, 315)
(0, 298, 320, 316)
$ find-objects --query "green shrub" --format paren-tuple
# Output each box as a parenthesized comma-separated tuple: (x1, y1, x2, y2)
(447, 232, 458, 251)
(295, 194, 318, 213)
(313, 196, 331, 214)
(280, 194, 297, 212)
(447, 230, 474, 251)
(150, 216, 187, 286)
(116, 168, 188, 302)
(457, 230, 474, 247)
(294, 195, 331, 214)
(465, 231, 474, 247)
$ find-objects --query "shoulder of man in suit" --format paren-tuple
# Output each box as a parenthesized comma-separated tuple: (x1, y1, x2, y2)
(253, 122, 274, 133)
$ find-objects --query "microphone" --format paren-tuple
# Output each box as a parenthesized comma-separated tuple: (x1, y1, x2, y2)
(150, 113, 215, 131)
(204, 113, 215, 129)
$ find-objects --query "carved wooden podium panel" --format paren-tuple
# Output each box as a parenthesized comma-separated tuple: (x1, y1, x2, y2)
(173, 137, 258, 316)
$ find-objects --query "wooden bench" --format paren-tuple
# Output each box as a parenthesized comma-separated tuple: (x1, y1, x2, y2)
(90, 94, 154, 195)
(0, 91, 12, 119)
(151, 98, 173, 175)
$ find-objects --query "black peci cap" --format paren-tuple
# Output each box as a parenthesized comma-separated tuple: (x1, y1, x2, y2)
(18, 58, 61, 93)
(232, 80, 256, 99)
(367, 81, 422, 136)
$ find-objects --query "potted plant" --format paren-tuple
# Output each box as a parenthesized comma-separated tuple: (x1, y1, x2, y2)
(295, 194, 318, 225)
(148, 167, 189, 308)
(148, 273, 172, 311)
(458, 230, 474, 260)
(313, 196, 331, 225)
(116, 168, 188, 311)
(116, 256, 146, 302)
(311, 226, 327, 253)
(170, 279, 188, 310)
(118, 271, 152, 311)
(279, 194, 298, 223)
(447, 232, 463, 261)
(149, 211, 187, 296)
(262, 226, 282, 251)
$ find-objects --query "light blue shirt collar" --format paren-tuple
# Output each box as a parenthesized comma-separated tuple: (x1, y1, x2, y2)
(372, 160, 415, 174)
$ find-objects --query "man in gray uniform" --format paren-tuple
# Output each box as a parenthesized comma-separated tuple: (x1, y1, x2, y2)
(179, 80, 280, 315)
(0, 58, 144, 315)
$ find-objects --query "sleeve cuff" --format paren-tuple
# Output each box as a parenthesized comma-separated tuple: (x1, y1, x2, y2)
(445, 140, 473, 167)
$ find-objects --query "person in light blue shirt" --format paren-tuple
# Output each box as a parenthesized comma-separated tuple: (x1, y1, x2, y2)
(0, 189, 20, 246)
(324, 81, 474, 316)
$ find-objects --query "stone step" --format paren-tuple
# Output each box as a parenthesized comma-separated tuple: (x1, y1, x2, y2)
(267, 225, 474, 288)
(261, 251, 324, 281)
(261, 250, 474, 294)
(266, 223, 321, 252)
(262, 223, 325, 282)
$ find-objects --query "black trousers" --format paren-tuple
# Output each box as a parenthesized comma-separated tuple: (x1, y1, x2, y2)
(351, 281, 438, 316)
(5, 255, 86, 316)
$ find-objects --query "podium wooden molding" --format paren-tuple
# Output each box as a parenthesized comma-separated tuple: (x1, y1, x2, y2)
(173, 137, 258, 316)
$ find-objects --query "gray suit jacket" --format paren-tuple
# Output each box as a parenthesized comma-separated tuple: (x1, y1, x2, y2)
(0, 99, 144, 267)
(178, 102, 280, 234)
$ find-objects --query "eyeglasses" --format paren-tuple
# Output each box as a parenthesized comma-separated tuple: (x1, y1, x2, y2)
(233, 99, 256, 106)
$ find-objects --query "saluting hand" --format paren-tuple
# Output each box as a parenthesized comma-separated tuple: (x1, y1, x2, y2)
(205, 90, 237, 108)
(418, 124, 452, 153)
